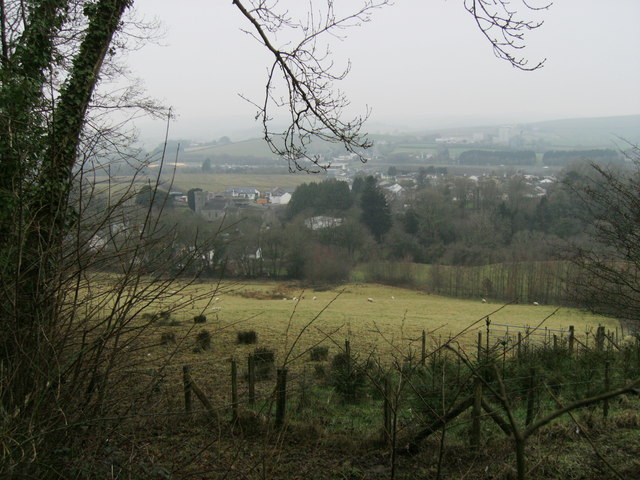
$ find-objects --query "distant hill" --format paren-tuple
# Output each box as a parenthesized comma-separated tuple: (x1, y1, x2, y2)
(528, 115, 640, 147)
(146, 115, 639, 164)
(404, 114, 640, 149)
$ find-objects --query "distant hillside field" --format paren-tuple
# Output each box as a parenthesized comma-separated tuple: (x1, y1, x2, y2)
(116, 172, 321, 193)
(168, 172, 321, 193)
(180, 138, 276, 160)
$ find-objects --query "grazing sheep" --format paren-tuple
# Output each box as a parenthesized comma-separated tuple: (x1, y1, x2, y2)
(283, 297, 287, 301)
(391, 296, 395, 300)
(293, 297, 298, 301)
(367, 298, 374, 303)
(481, 298, 487, 303)
(312, 296, 317, 300)
(214, 297, 220, 302)
(533, 301, 539, 306)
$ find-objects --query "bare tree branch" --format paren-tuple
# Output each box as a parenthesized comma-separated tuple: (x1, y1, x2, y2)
(232, 0, 387, 172)
(464, 0, 550, 70)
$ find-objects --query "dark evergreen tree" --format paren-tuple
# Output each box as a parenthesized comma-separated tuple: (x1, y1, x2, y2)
(351, 176, 367, 198)
(402, 207, 420, 235)
(287, 179, 353, 218)
(136, 185, 173, 209)
(360, 176, 392, 241)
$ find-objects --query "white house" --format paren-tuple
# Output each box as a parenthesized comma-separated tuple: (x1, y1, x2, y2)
(268, 187, 292, 205)
(304, 216, 343, 230)
(225, 187, 260, 199)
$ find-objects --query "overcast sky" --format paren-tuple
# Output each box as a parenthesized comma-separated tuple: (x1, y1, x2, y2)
(123, 0, 640, 144)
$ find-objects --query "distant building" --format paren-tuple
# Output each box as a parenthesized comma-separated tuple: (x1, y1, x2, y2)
(304, 216, 343, 230)
(199, 195, 230, 221)
(225, 187, 260, 200)
(268, 187, 292, 205)
(384, 183, 404, 198)
(498, 126, 514, 144)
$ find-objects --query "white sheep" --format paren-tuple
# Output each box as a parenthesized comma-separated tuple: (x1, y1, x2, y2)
(481, 298, 487, 303)
(312, 296, 317, 300)
(533, 301, 539, 306)
(367, 297, 374, 303)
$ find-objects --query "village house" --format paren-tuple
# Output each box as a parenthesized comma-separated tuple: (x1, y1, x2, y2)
(304, 216, 343, 230)
(225, 187, 260, 200)
(267, 187, 293, 205)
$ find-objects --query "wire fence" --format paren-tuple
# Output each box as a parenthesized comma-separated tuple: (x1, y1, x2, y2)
(110, 319, 640, 450)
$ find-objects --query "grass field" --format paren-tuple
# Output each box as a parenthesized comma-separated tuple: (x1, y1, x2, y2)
(133, 280, 617, 380)
(110, 171, 321, 194)
(168, 172, 320, 193)
(86, 278, 638, 479)
(181, 138, 276, 159)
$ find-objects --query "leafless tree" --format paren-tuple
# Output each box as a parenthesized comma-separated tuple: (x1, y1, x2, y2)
(564, 145, 640, 328)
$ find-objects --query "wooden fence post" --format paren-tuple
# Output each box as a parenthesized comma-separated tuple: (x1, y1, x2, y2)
(471, 375, 482, 448)
(477, 331, 482, 363)
(596, 326, 605, 351)
(421, 329, 427, 366)
(517, 332, 522, 359)
(553, 334, 558, 350)
(485, 317, 491, 359)
(568, 326, 575, 355)
(248, 354, 256, 408)
(345, 339, 351, 373)
(603, 361, 610, 420)
(275, 368, 288, 427)
(383, 376, 392, 445)
(231, 358, 239, 422)
(183, 365, 192, 414)
(525, 367, 536, 426)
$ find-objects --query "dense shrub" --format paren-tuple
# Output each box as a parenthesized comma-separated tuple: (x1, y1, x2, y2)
(237, 330, 258, 344)
(193, 314, 207, 324)
(303, 244, 352, 283)
(160, 332, 176, 345)
(194, 330, 212, 352)
(330, 352, 368, 403)
(252, 347, 276, 380)
(310, 345, 329, 361)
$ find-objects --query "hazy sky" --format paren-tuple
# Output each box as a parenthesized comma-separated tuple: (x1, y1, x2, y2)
(123, 0, 640, 144)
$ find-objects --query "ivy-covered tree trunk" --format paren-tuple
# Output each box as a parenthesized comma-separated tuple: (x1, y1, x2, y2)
(0, 1, 131, 475)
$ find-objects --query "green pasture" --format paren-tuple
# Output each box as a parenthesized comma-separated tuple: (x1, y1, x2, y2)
(109, 172, 318, 194)
(117, 280, 616, 384)
(168, 172, 317, 193)
(181, 138, 275, 159)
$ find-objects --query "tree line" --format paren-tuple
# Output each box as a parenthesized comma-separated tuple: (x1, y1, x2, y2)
(140, 165, 597, 285)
